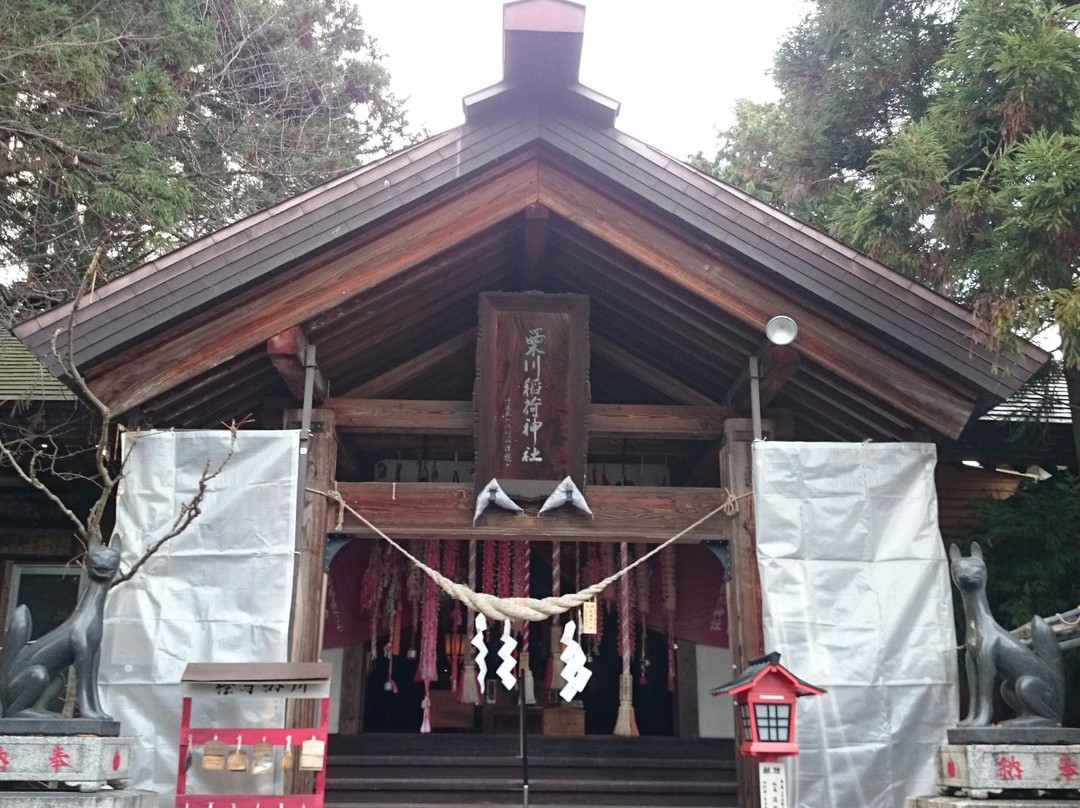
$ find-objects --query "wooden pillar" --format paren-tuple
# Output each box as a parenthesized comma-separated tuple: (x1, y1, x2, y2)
(283, 407, 338, 786)
(338, 642, 367, 734)
(285, 407, 338, 664)
(720, 417, 772, 808)
(675, 640, 699, 740)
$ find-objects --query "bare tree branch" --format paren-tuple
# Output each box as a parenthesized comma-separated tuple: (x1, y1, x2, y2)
(110, 419, 243, 588)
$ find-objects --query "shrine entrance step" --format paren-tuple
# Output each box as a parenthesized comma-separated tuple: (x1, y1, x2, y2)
(326, 734, 737, 807)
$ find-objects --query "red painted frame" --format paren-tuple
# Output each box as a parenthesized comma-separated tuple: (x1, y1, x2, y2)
(176, 695, 330, 808)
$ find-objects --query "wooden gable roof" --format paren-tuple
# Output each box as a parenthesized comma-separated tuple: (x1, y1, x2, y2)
(13, 1, 1049, 444)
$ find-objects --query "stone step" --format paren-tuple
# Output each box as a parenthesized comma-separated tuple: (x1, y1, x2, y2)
(325, 776, 735, 806)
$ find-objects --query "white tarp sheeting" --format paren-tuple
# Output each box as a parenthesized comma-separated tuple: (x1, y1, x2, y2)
(753, 441, 958, 808)
(101, 430, 299, 799)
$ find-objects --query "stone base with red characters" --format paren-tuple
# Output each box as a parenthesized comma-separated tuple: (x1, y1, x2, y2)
(0, 734, 133, 791)
(934, 743, 1080, 800)
(910, 798, 1080, 807)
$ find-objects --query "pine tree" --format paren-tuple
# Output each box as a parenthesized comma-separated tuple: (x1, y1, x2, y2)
(828, 0, 1080, 457)
(693, 0, 955, 225)
(0, 0, 413, 321)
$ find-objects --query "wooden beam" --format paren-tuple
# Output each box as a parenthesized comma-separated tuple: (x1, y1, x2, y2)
(345, 329, 477, 398)
(285, 408, 338, 664)
(86, 157, 542, 413)
(267, 327, 328, 402)
(588, 403, 731, 440)
(338, 643, 366, 734)
(328, 399, 473, 435)
(330, 482, 729, 542)
(284, 408, 338, 757)
(537, 163, 976, 438)
(324, 399, 742, 440)
(720, 417, 768, 808)
(592, 334, 717, 406)
(676, 640, 700, 740)
(520, 203, 549, 290)
(723, 344, 801, 411)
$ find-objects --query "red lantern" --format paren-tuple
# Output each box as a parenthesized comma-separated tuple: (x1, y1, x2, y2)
(712, 652, 825, 762)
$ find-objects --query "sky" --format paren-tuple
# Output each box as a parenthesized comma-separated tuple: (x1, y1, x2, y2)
(359, 0, 813, 160)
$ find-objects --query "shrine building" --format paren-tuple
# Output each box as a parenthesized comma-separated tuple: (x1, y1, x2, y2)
(8, 1, 1050, 806)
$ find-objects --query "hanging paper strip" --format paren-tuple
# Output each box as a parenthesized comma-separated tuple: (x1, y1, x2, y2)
(587, 544, 603, 646)
(546, 541, 564, 690)
(522, 540, 536, 705)
(383, 553, 402, 693)
(461, 538, 480, 704)
(512, 540, 522, 605)
(484, 539, 496, 595)
(444, 541, 463, 691)
(473, 613, 489, 695)
(600, 543, 616, 604)
(558, 620, 592, 701)
(636, 542, 651, 684)
(362, 544, 384, 661)
(406, 540, 422, 660)
(498, 541, 512, 599)
(497, 620, 518, 690)
(418, 539, 439, 733)
(663, 546, 677, 693)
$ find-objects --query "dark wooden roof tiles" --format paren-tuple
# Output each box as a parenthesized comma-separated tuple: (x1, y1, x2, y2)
(13, 100, 1049, 427)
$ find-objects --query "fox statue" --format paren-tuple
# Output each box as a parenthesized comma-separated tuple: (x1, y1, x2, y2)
(0, 541, 120, 720)
(950, 542, 1064, 727)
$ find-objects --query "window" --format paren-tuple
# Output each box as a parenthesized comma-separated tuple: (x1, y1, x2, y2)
(740, 703, 753, 743)
(6, 563, 81, 639)
(3, 563, 82, 713)
(753, 702, 791, 742)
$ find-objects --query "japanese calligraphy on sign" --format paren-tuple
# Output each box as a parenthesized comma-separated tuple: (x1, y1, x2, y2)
(49, 745, 71, 772)
(521, 327, 546, 463)
(997, 754, 1024, 781)
(758, 761, 788, 808)
(475, 293, 589, 488)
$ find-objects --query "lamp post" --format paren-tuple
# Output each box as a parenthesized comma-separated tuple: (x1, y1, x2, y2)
(712, 651, 824, 808)
(750, 316, 799, 440)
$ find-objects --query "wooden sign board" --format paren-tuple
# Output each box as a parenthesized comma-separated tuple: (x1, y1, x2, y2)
(474, 292, 589, 494)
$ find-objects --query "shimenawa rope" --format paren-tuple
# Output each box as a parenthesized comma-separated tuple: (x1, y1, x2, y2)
(308, 486, 748, 623)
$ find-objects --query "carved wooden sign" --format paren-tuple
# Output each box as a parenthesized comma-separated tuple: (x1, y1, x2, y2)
(474, 293, 589, 494)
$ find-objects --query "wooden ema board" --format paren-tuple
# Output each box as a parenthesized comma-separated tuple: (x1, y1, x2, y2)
(474, 293, 589, 491)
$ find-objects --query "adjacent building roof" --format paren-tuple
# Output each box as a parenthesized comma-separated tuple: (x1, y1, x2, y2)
(0, 329, 73, 401)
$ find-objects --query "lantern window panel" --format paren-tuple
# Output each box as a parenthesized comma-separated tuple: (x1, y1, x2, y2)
(753, 702, 791, 743)
(739, 703, 753, 743)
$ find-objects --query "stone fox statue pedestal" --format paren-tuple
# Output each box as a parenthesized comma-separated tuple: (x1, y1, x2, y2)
(904, 543, 1080, 806)
(0, 543, 121, 736)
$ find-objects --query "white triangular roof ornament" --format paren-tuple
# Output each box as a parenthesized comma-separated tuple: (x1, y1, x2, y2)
(538, 476, 592, 517)
(473, 478, 524, 525)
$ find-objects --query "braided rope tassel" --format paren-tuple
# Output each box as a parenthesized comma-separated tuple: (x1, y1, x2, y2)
(522, 540, 535, 704)
(546, 541, 564, 690)
(636, 542, 650, 684)
(461, 538, 480, 704)
(613, 541, 638, 736)
(418, 539, 439, 733)
(663, 547, 677, 693)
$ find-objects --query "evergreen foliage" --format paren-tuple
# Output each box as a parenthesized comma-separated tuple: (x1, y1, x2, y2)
(969, 474, 1080, 627)
(692, 0, 956, 226)
(964, 474, 1080, 723)
(699, 0, 1080, 459)
(0, 0, 413, 321)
